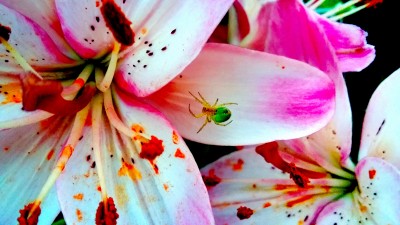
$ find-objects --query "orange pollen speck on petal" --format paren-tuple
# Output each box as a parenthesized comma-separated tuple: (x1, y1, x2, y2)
(263, 202, 272, 208)
(163, 183, 169, 191)
(73, 193, 84, 201)
(369, 169, 376, 179)
(202, 169, 222, 188)
(141, 27, 147, 35)
(232, 158, 244, 171)
(17, 203, 41, 225)
(0, 82, 23, 104)
(95, 197, 119, 225)
(236, 206, 254, 220)
(46, 149, 55, 160)
(172, 130, 179, 144)
(100, 0, 135, 46)
(174, 148, 185, 159)
(360, 204, 368, 213)
(3, 146, 9, 151)
(140, 136, 164, 162)
(76, 209, 83, 221)
(131, 124, 145, 133)
(118, 162, 142, 181)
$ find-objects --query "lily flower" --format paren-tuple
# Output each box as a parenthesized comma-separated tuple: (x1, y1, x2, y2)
(225, 0, 377, 73)
(200, 67, 400, 224)
(0, 0, 336, 224)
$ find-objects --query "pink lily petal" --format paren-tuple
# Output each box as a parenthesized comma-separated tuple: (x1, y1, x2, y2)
(145, 43, 335, 145)
(114, 0, 234, 96)
(201, 147, 343, 224)
(0, 3, 78, 73)
(0, 117, 72, 225)
(0, 75, 52, 129)
(264, 0, 353, 164)
(0, 0, 78, 58)
(358, 68, 400, 168)
(315, 13, 375, 73)
(57, 89, 213, 224)
(355, 157, 400, 223)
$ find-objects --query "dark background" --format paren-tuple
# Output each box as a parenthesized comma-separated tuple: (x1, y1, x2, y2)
(189, 0, 400, 167)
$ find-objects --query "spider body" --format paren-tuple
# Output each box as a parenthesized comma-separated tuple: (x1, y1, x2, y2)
(188, 92, 237, 133)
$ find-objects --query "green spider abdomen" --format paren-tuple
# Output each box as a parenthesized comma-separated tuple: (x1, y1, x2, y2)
(212, 107, 232, 123)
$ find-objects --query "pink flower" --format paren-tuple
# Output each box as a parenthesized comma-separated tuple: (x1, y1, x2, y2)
(201, 67, 400, 224)
(0, 0, 335, 224)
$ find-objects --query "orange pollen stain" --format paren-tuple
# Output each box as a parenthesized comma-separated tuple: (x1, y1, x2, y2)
(263, 202, 272, 208)
(236, 206, 254, 220)
(232, 158, 244, 171)
(0, 82, 22, 104)
(172, 130, 179, 144)
(163, 183, 169, 191)
(174, 148, 185, 158)
(3, 146, 9, 151)
(17, 203, 41, 225)
(97, 186, 102, 192)
(73, 193, 84, 201)
(76, 209, 83, 221)
(131, 124, 145, 133)
(286, 195, 314, 207)
(202, 169, 222, 188)
(46, 149, 55, 160)
(360, 204, 368, 213)
(140, 136, 164, 163)
(95, 197, 119, 225)
(118, 162, 142, 181)
(141, 27, 147, 35)
(369, 169, 376, 179)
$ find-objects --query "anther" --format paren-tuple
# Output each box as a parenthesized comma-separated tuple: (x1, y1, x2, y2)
(0, 24, 11, 41)
(95, 197, 119, 225)
(17, 203, 41, 225)
(100, 0, 135, 46)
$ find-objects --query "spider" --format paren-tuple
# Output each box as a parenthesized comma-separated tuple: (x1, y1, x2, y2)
(188, 91, 238, 133)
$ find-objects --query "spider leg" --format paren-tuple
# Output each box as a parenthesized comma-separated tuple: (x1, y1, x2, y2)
(197, 117, 210, 133)
(196, 92, 211, 107)
(212, 98, 219, 107)
(189, 104, 206, 118)
(189, 91, 208, 106)
(218, 102, 238, 106)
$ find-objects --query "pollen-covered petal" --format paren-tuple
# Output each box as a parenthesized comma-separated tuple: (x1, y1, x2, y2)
(0, 117, 73, 225)
(355, 157, 400, 224)
(0, 0, 78, 58)
(0, 3, 78, 73)
(145, 43, 335, 146)
(57, 89, 213, 225)
(55, 0, 115, 59)
(358, 68, 400, 168)
(201, 146, 342, 225)
(114, 0, 234, 96)
(0, 75, 53, 129)
(316, 13, 375, 73)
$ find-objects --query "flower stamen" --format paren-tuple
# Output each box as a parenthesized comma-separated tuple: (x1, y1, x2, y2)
(28, 104, 90, 217)
(62, 64, 94, 100)
(95, 197, 119, 225)
(17, 203, 41, 225)
(98, 42, 121, 92)
(92, 94, 109, 202)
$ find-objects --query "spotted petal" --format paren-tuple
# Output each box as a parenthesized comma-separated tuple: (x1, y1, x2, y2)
(145, 43, 335, 145)
(0, 3, 78, 74)
(358, 68, 400, 168)
(201, 146, 343, 225)
(0, 117, 72, 225)
(0, 0, 78, 58)
(114, 0, 234, 96)
(57, 88, 213, 225)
